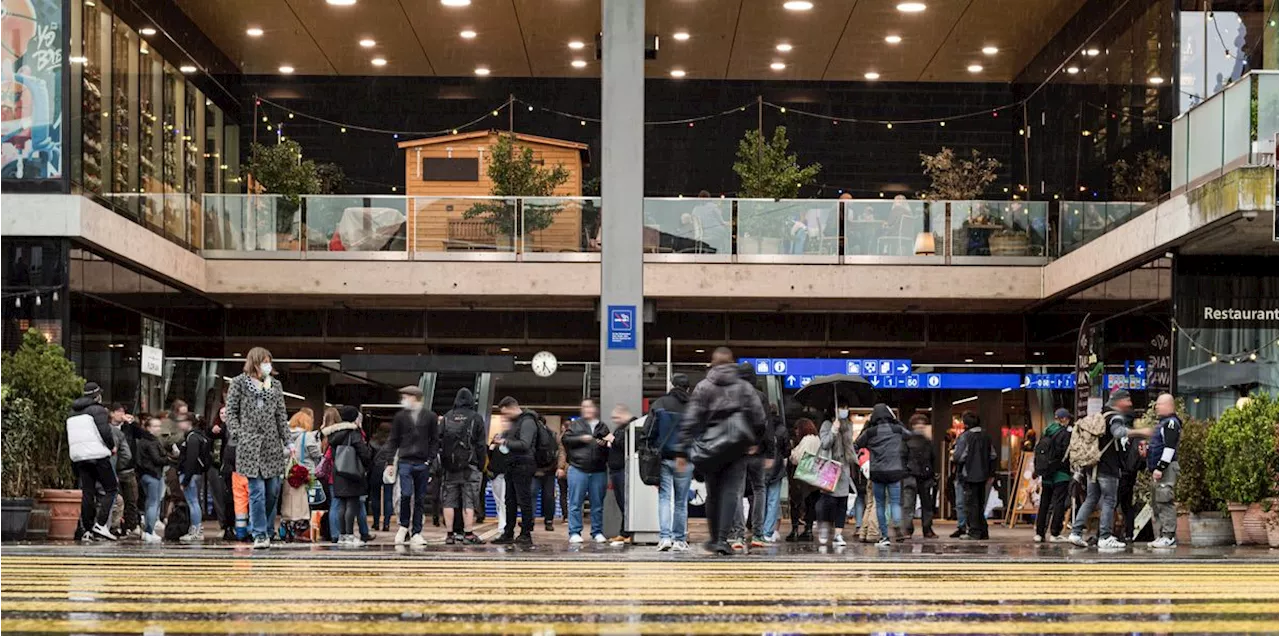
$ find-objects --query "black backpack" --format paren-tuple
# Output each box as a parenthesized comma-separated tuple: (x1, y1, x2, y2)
(1033, 426, 1069, 478)
(532, 413, 558, 469)
(163, 501, 192, 541)
(441, 411, 477, 472)
(193, 430, 214, 472)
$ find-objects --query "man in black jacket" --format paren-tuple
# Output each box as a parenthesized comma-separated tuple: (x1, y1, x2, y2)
(387, 385, 440, 546)
(563, 399, 609, 543)
(901, 414, 937, 539)
(66, 382, 117, 542)
(492, 396, 538, 545)
(649, 376, 692, 550)
(953, 411, 995, 541)
(439, 388, 487, 545)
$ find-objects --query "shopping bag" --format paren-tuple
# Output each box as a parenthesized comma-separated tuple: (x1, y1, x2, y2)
(794, 451, 843, 493)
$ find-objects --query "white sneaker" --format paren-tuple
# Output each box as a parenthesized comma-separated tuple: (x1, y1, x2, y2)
(672, 541, 690, 552)
(568, 533, 584, 544)
(180, 529, 203, 543)
(92, 523, 118, 542)
(769, 531, 781, 542)
(875, 536, 891, 547)
(409, 533, 428, 547)
(394, 527, 410, 545)
(593, 533, 607, 543)
(252, 536, 271, 549)
(832, 534, 847, 546)
(349, 536, 366, 547)
(154, 520, 165, 535)
(1033, 534, 1044, 543)
(656, 538, 672, 551)
(1097, 536, 1127, 550)
(1049, 534, 1068, 543)
(1147, 536, 1177, 549)
(80, 532, 98, 543)
(142, 531, 162, 544)
(1067, 533, 1088, 547)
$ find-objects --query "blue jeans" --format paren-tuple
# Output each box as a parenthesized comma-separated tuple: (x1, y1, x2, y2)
(761, 479, 783, 538)
(398, 461, 430, 535)
(657, 459, 692, 541)
(182, 473, 204, 529)
(369, 480, 394, 528)
(140, 473, 164, 533)
(1072, 474, 1120, 539)
(247, 476, 281, 540)
(566, 466, 606, 537)
(849, 484, 865, 528)
(327, 485, 371, 540)
(953, 478, 967, 529)
(872, 480, 902, 537)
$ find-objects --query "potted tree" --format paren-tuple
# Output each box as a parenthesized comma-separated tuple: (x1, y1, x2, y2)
(242, 140, 344, 249)
(732, 126, 821, 254)
(920, 148, 1001, 255)
(1, 384, 38, 540)
(1, 330, 84, 541)
(1171, 416, 1234, 546)
(1110, 149, 1170, 202)
(1206, 393, 1280, 545)
(464, 133, 570, 251)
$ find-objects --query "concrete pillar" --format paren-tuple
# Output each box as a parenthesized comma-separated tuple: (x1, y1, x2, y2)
(598, 0, 644, 417)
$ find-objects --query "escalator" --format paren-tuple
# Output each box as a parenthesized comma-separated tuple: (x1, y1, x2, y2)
(430, 372, 481, 415)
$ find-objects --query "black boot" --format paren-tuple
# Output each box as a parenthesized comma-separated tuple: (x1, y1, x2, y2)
(492, 534, 515, 545)
(785, 527, 800, 542)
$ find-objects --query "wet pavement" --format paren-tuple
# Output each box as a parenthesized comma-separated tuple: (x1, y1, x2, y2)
(2, 521, 1277, 634)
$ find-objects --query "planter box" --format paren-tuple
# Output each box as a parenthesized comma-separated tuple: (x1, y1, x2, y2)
(1189, 511, 1236, 547)
(1, 498, 34, 541)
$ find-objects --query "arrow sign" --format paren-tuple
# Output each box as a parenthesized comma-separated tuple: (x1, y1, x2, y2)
(1135, 361, 1146, 376)
(869, 376, 881, 387)
(896, 361, 910, 374)
(785, 375, 798, 388)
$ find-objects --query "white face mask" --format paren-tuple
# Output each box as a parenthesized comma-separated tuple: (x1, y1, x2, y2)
(837, 409, 849, 420)
(401, 398, 415, 410)
(259, 362, 273, 375)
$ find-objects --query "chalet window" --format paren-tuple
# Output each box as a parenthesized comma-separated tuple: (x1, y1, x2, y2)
(421, 157, 479, 181)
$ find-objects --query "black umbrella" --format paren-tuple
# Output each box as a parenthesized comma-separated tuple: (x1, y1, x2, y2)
(792, 374, 876, 413)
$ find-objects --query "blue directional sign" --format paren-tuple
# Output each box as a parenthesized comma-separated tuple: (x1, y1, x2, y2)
(861, 359, 878, 376)
(1024, 373, 1077, 389)
(739, 358, 913, 378)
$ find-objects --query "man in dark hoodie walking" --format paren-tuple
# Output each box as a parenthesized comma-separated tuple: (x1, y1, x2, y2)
(439, 388, 487, 545)
(387, 385, 440, 547)
(66, 382, 118, 542)
(492, 396, 539, 545)
(678, 347, 768, 556)
(953, 411, 996, 540)
(901, 413, 937, 539)
(855, 404, 911, 546)
(649, 375, 692, 551)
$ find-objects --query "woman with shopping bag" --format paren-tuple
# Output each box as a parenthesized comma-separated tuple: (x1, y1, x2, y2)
(812, 403, 858, 546)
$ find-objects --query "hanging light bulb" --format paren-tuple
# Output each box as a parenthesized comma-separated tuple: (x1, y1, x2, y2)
(1249, 352, 1258, 361)
(15, 296, 20, 308)
(1210, 354, 1218, 362)
(52, 290, 58, 302)
(35, 295, 41, 306)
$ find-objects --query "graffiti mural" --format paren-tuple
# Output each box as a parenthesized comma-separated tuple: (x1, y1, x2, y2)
(2, 0, 62, 180)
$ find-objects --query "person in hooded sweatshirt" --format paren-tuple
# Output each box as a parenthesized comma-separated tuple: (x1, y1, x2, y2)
(759, 404, 790, 544)
(953, 411, 997, 541)
(648, 374, 692, 551)
(387, 385, 440, 546)
(900, 414, 938, 539)
(439, 388, 488, 545)
(324, 406, 373, 546)
(677, 347, 768, 556)
(66, 382, 118, 542)
(732, 363, 771, 550)
(855, 404, 911, 547)
(136, 416, 171, 543)
(492, 396, 540, 546)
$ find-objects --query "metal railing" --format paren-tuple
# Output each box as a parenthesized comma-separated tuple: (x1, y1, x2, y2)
(1172, 70, 1278, 194)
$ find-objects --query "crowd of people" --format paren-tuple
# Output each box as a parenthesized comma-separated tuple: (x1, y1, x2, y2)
(64, 345, 1183, 554)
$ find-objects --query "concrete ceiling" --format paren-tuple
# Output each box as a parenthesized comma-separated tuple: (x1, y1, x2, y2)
(172, 0, 1086, 81)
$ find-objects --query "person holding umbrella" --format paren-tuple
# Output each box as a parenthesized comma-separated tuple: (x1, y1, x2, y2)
(816, 402, 858, 546)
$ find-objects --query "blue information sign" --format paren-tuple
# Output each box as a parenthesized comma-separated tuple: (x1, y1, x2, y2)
(739, 358, 912, 379)
(606, 305, 636, 350)
(1024, 373, 1077, 389)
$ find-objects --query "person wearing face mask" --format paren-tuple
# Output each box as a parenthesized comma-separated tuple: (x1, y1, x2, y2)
(387, 385, 440, 547)
(816, 403, 858, 546)
(224, 347, 292, 549)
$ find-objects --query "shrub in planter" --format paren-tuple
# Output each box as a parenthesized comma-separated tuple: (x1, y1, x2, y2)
(1168, 416, 1232, 546)
(1206, 393, 1280, 544)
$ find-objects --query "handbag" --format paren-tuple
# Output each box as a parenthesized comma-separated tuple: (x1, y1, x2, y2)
(383, 451, 398, 485)
(335, 437, 365, 480)
(315, 448, 334, 483)
(688, 412, 754, 473)
(639, 413, 678, 487)
(794, 451, 843, 493)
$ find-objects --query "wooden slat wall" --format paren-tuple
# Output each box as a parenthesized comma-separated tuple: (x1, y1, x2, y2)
(404, 134, 583, 253)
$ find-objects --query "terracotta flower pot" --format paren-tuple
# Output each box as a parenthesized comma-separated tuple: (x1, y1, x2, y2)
(1226, 502, 1252, 545)
(1242, 503, 1269, 545)
(1175, 511, 1191, 545)
(37, 489, 82, 541)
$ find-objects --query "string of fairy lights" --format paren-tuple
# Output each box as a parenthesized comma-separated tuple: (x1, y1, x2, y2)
(1171, 319, 1280, 366)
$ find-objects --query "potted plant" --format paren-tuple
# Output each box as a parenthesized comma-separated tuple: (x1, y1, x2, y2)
(0, 330, 85, 541)
(243, 140, 344, 247)
(1206, 393, 1280, 545)
(732, 126, 821, 254)
(0, 383, 39, 537)
(464, 133, 570, 250)
(1110, 149, 1169, 202)
(921, 148, 1000, 256)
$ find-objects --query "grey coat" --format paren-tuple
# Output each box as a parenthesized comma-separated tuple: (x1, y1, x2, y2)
(819, 418, 857, 497)
(224, 373, 291, 479)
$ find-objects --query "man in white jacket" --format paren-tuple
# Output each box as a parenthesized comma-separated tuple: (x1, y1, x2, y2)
(66, 382, 118, 541)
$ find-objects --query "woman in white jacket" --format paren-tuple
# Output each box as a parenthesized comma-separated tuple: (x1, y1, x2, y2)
(787, 419, 820, 542)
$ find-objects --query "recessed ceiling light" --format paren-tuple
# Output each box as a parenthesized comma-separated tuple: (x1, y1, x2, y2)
(278, 65, 294, 74)
(1084, 47, 1100, 56)
(673, 31, 690, 41)
(896, 2, 926, 12)
(571, 59, 587, 68)
(326, 0, 356, 5)
(670, 68, 686, 77)
(982, 45, 998, 55)
(776, 42, 793, 52)
(770, 61, 786, 70)
(69, 56, 88, 63)
(783, 1, 814, 10)
(353, 346, 364, 351)
(984, 351, 994, 356)
(568, 40, 585, 50)
(246, 27, 264, 37)
(500, 347, 511, 352)
(460, 30, 477, 39)
(179, 64, 196, 73)
(1066, 66, 1080, 74)
(441, 0, 469, 5)
(1148, 76, 1164, 84)
(139, 27, 157, 36)
(359, 38, 376, 48)
(371, 57, 387, 66)
(839, 350, 850, 354)
(864, 71, 880, 80)
(695, 348, 706, 353)
(967, 64, 983, 73)
(474, 66, 490, 75)
(885, 34, 902, 44)
(964, 358, 974, 363)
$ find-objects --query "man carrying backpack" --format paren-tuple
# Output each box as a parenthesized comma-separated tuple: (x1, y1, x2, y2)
(1032, 409, 1074, 543)
(492, 396, 539, 546)
(439, 388, 487, 545)
(176, 416, 212, 542)
(67, 382, 118, 542)
(1067, 390, 1150, 550)
(531, 411, 561, 534)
